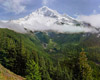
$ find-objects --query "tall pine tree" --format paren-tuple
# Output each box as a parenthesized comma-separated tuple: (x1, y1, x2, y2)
(78, 49, 93, 80)
(26, 59, 41, 80)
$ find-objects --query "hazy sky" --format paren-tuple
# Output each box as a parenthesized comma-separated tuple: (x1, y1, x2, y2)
(0, 0, 100, 20)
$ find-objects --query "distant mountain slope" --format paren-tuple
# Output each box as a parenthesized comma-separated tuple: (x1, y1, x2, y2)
(0, 64, 24, 80)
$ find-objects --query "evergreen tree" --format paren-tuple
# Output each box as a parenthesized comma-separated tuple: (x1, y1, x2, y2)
(26, 59, 41, 80)
(39, 57, 52, 80)
(31, 50, 39, 63)
(18, 37, 25, 55)
(63, 68, 73, 80)
(45, 59, 54, 80)
(15, 38, 27, 76)
(78, 49, 93, 80)
(54, 62, 63, 80)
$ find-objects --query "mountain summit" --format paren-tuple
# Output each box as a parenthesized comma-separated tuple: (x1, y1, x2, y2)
(0, 6, 98, 33)
(35, 6, 60, 17)
(12, 6, 76, 25)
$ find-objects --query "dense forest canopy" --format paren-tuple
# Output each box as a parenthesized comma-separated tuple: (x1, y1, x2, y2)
(0, 28, 100, 80)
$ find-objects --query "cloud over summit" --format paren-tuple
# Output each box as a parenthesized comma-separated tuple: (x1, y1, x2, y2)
(42, 0, 55, 6)
(78, 14, 100, 28)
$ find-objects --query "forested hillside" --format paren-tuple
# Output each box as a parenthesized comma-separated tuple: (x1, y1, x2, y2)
(0, 28, 100, 80)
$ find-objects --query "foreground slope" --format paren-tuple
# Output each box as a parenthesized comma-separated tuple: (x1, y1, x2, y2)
(0, 64, 24, 80)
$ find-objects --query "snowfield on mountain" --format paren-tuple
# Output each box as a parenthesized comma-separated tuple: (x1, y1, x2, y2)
(0, 6, 98, 33)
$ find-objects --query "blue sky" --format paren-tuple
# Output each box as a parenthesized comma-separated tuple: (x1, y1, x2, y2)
(0, 0, 100, 20)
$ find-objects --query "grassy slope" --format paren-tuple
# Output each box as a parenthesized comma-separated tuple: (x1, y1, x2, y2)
(0, 64, 24, 80)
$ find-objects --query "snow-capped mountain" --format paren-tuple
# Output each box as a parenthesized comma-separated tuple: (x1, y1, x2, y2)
(0, 6, 98, 33)
(11, 6, 82, 26)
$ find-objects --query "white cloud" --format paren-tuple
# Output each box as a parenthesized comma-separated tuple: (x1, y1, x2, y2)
(93, 10, 97, 14)
(31, 24, 95, 33)
(98, 5, 100, 8)
(1, 0, 26, 14)
(0, 21, 26, 33)
(0, 0, 4, 3)
(74, 13, 80, 17)
(42, 0, 48, 5)
(77, 14, 100, 28)
(42, 0, 55, 6)
(0, 20, 95, 33)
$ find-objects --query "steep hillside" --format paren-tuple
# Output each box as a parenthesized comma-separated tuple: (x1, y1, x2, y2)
(0, 28, 49, 57)
(0, 64, 24, 80)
